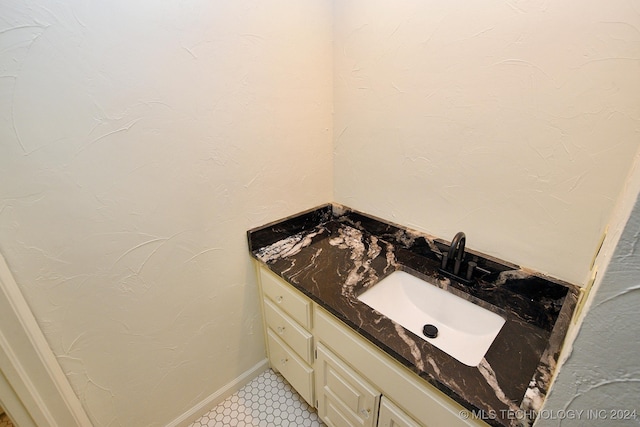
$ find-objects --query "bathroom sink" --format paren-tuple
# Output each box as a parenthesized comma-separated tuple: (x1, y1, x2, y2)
(357, 270, 505, 366)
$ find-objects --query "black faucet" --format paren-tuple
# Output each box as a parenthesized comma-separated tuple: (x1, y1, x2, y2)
(439, 231, 495, 284)
(442, 231, 465, 276)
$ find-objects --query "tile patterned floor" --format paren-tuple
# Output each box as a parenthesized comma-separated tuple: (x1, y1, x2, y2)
(190, 369, 325, 427)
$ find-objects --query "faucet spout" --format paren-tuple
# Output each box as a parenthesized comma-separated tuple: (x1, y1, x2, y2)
(448, 231, 466, 275)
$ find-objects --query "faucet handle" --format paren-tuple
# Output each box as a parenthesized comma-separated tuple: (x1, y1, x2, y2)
(465, 261, 477, 281)
(453, 257, 462, 276)
(441, 251, 449, 269)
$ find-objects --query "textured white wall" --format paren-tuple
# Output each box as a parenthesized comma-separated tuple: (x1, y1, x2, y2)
(333, 0, 640, 284)
(0, 1, 332, 425)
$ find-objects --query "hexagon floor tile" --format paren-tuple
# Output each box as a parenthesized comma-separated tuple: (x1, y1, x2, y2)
(190, 369, 325, 427)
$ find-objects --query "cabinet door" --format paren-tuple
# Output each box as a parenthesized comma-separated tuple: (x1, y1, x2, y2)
(315, 343, 380, 427)
(378, 397, 422, 427)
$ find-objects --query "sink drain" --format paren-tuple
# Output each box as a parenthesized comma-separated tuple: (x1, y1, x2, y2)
(423, 324, 438, 339)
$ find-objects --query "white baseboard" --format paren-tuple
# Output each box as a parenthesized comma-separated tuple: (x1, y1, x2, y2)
(165, 359, 269, 427)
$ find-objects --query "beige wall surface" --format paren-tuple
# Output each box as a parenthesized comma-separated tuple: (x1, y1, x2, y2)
(333, 0, 640, 285)
(0, 1, 332, 425)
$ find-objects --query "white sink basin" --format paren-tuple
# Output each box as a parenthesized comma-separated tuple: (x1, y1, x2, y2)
(357, 270, 505, 366)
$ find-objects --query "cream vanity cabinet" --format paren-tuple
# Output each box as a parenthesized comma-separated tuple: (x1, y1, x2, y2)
(257, 265, 487, 427)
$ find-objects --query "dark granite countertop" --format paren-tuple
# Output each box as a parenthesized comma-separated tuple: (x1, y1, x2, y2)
(247, 203, 580, 427)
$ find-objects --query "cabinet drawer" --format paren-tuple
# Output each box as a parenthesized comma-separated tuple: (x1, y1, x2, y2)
(316, 343, 380, 427)
(264, 298, 313, 364)
(260, 267, 312, 329)
(267, 329, 314, 406)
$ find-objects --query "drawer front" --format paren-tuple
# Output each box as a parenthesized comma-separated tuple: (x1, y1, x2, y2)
(316, 343, 380, 427)
(267, 329, 314, 406)
(264, 298, 313, 364)
(260, 267, 312, 329)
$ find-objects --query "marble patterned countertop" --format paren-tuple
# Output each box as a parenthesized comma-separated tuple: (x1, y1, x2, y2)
(247, 203, 580, 427)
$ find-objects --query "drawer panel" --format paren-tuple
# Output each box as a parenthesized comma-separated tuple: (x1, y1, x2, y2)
(264, 298, 313, 364)
(260, 267, 312, 329)
(267, 329, 314, 406)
